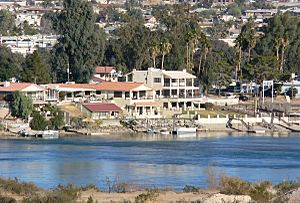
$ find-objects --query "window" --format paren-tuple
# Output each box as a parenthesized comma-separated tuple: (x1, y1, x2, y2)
(96, 90, 101, 95)
(172, 79, 176, 83)
(127, 74, 133, 82)
(186, 79, 193, 86)
(125, 92, 130, 98)
(114, 91, 122, 98)
(164, 78, 170, 87)
(171, 89, 177, 95)
(153, 77, 161, 83)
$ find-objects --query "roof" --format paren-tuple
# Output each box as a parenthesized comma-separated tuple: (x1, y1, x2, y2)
(83, 103, 121, 112)
(48, 83, 99, 92)
(162, 70, 196, 79)
(95, 66, 115, 74)
(0, 83, 44, 92)
(129, 102, 160, 106)
(96, 82, 150, 91)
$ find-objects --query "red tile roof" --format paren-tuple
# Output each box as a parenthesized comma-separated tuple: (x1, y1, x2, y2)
(0, 83, 37, 92)
(130, 102, 160, 106)
(48, 83, 99, 89)
(83, 103, 121, 112)
(96, 82, 144, 91)
(95, 66, 115, 74)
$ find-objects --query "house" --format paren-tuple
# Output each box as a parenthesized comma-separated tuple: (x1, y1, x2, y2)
(96, 82, 160, 118)
(0, 82, 47, 104)
(46, 83, 98, 102)
(82, 103, 122, 119)
(243, 9, 278, 19)
(125, 68, 200, 110)
(94, 66, 118, 82)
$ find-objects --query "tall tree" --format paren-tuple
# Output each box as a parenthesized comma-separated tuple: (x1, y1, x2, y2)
(149, 44, 160, 68)
(52, 0, 106, 82)
(160, 40, 172, 70)
(0, 10, 16, 36)
(0, 47, 24, 81)
(11, 92, 33, 120)
(280, 35, 289, 72)
(21, 51, 51, 84)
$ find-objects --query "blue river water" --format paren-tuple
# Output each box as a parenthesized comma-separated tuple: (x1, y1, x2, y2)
(0, 135, 300, 190)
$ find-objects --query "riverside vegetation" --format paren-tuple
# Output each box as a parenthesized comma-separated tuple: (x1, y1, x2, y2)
(1, 173, 300, 203)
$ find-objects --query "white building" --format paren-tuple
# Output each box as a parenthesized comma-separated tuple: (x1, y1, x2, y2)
(125, 68, 202, 110)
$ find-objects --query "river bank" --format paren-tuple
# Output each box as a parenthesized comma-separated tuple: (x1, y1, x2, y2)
(0, 176, 300, 203)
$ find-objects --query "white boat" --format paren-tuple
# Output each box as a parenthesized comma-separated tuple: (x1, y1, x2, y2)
(172, 127, 197, 137)
(19, 130, 59, 139)
(36, 130, 59, 139)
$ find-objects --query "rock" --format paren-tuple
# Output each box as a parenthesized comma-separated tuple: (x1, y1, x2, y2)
(204, 193, 252, 203)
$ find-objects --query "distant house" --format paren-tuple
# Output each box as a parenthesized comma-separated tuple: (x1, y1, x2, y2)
(94, 66, 118, 82)
(96, 82, 160, 118)
(125, 68, 200, 110)
(82, 103, 122, 119)
(0, 82, 46, 104)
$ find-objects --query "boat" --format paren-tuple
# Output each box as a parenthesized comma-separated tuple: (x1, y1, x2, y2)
(172, 127, 197, 137)
(160, 128, 170, 135)
(19, 130, 59, 139)
(36, 130, 59, 139)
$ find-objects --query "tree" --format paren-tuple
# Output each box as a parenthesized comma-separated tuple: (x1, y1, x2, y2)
(280, 35, 289, 72)
(52, 0, 106, 82)
(11, 92, 33, 119)
(23, 21, 38, 35)
(149, 44, 160, 68)
(21, 51, 51, 84)
(0, 46, 24, 81)
(160, 40, 172, 70)
(0, 10, 16, 35)
(30, 111, 48, 130)
(50, 107, 64, 129)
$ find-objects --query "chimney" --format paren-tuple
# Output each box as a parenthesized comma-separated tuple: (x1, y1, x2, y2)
(4, 81, 10, 87)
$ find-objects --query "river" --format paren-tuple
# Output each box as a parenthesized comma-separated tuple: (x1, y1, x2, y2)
(0, 135, 300, 190)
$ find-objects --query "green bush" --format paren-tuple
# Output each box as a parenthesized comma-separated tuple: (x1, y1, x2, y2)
(183, 185, 200, 193)
(275, 180, 300, 195)
(250, 181, 273, 203)
(219, 176, 251, 195)
(0, 195, 16, 203)
(0, 178, 39, 195)
(11, 91, 33, 119)
(30, 111, 47, 130)
(49, 108, 64, 130)
(204, 103, 214, 110)
(135, 189, 159, 203)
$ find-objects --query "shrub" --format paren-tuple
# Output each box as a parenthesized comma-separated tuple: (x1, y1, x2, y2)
(219, 176, 251, 195)
(275, 180, 300, 195)
(11, 91, 33, 119)
(0, 195, 16, 203)
(250, 181, 273, 203)
(183, 185, 200, 193)
(203, 103, 214, 110)
(49, 108, 64, 130)
(80, 184, 99, 192)
(87, 196, 94, 203)
(286, 87, 298, 99)
(135, 189, 159, 203)
(0, 178, 39, 195)
(30, 111, 47, 130)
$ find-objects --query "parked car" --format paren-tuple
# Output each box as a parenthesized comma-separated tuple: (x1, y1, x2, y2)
(239, 95, 249, 101)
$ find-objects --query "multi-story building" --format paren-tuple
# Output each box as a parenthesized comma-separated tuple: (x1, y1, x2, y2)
(125, 68, 201, 110)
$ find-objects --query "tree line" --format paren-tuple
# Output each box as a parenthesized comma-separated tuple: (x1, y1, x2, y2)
(0, 1, 300, 90)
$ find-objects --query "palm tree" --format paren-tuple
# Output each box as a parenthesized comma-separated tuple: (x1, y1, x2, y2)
(234, 34, 243, 81)
(160, 40, 172, 70)
(247, 29, 256, 62)
(274, 37, 281, 63)
(186, 30, 198, 73)
(197, 32, 210, 76)
(149, 45, 160, 68)
(280, 35, 289, 72)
